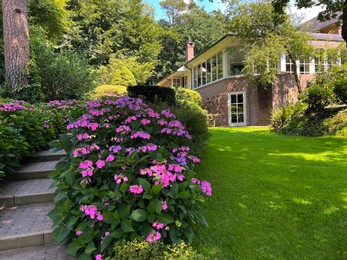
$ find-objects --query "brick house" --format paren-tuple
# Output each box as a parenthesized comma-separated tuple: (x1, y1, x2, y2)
(157, 18, 344, 126)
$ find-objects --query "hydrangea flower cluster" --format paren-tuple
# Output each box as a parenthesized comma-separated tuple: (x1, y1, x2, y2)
(51, 96, 212, 259)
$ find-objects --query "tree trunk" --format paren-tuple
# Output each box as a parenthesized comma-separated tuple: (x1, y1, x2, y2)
(2, 0, 29, 90)
(288, 52, 302, 94)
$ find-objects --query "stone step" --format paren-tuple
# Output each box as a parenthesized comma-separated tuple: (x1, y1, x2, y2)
(8, 161, 60, 180)
(0, 179, 56, 207)
(0, 244, 75, 260)
(34, 150, 67, 162)
(0, 203, 54, 251)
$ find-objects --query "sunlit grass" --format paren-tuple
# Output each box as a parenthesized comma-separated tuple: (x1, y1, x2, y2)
(193, 127, 347, 259)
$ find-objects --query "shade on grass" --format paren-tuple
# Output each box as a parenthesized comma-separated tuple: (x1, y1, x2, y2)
(193, 127, 347, 259)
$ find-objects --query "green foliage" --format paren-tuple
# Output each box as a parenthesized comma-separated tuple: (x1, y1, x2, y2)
(49, 97, 212, 259)
(271, 101, 347, 136)
(112, 67, 136, 87)
(6, 83, 45, 104)
(168, 103, 209, 156)
(65, 0, 162, 66)
(0, 99, 67, 186)
(28, 0, 69, 40)
(31, 39, 95, 100)
(227, 0, 313, 90)
(127, 86, 176, 106)
(112, 238, 202, 260)
(90, 85, 127, 99)
(304, 83, 335, 111)
(331, 64, 347, 104)
(175, 88, 202, 106)
(97, 55, 155, 85)
(153, 2, 225, 82)
(271, 102, 307, 132)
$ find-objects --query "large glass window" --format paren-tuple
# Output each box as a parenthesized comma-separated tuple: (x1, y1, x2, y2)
(217, 52, 223, 79)
(228, 47, 245, 76)
(230, 92, 246, 126)
(212, 56, 217, 82)
(193, 51, 223, 88)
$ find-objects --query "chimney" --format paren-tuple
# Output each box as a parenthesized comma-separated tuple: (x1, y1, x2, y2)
(338, 25, 342, 35)
(185, 41, 195, 62)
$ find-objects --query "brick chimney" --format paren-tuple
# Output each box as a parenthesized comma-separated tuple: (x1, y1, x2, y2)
(185, 42, 195, 62)
(338, 25, 342, 35)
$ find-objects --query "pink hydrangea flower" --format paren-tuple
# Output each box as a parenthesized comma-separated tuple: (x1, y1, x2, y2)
(146, 230, 161, 243)
(76, 230, 83, 236)
(96, 254, 103, 260)
(129, 185, 143, 194)
(96, 160, 105, 169)
(162, 201, 168, 211)
(141, 119, 151, 125)
(106, 154, 115, 162)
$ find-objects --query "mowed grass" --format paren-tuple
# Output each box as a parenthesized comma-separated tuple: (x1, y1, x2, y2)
(193, 127, 347, 259)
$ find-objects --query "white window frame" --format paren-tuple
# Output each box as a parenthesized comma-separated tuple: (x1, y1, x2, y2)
(172, 77, 181, 87)
(228, 91, 247, 127)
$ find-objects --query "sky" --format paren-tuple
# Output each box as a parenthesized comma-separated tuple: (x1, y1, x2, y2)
(143, 0, 323, 23)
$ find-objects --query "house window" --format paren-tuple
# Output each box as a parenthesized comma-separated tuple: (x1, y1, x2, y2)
(172, 78, 181, 87)
(228, 47, 245, 76)
(299, 60, 310, 74)
(285, 55, 294, 74)
(229, 92, 246, 126)
(217, 52, 223, 79)
(193, 51, 224, 89)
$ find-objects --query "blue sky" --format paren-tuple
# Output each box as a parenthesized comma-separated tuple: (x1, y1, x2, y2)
(144, 0, 321, 22)
(143, 0, 227, 21)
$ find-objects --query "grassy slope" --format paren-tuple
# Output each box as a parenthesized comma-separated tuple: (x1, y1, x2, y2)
(193, 127, 347, 259)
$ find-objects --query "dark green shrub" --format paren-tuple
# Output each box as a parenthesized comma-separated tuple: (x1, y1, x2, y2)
(127, 85, 176, 106)
(32, 40, 95, 100)
(304, 83, 334, 111)
(175, 88, 202, 106)
(10, 83, 45, 103)
(111, 238, 203, 260)
(271, 102, 306, 132)
(49, 97, 212, 259)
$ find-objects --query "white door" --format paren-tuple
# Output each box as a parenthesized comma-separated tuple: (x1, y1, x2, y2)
(229, 92, 246, 126)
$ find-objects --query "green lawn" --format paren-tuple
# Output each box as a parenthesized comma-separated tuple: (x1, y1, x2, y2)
(193, 127, 347, 259)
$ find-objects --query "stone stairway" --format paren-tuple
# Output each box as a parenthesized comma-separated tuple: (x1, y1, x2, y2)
(0, 150, 74, 260)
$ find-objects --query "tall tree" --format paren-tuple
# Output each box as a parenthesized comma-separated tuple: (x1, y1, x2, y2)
(154, 2, 226, 82)
(2, 0, 30, 89)
(226, 0, 314, 92)
(272, 0, 347, 44)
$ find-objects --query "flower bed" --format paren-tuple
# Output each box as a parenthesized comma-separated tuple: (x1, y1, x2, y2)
(49, 96, 212, 259)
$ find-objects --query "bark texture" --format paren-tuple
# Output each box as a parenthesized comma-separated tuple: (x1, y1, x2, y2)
(2, 0, 30, 89)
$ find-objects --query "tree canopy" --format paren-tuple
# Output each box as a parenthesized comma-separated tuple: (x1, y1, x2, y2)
(226, 0, 314, 91)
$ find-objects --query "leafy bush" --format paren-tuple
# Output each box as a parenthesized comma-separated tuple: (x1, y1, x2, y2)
(1, 83, 45, 103)
(90, 85, 127, 99)
(127, 86, 176, 106)
(271, 102, 306, 132)
(49, 97, 212, 259)
(111, 67, 136, 86)
(111, 238, 203, 260)
(175, 88, 202, 106)
(0, 99, 68, 187)
(304, 83, 334, 112)
(32, 41, 95, 100)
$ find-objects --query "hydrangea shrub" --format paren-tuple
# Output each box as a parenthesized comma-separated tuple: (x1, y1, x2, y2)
(49, 97, 212, 259)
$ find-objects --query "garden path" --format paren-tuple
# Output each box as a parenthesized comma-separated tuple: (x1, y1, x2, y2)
(0, 150, 74, 259)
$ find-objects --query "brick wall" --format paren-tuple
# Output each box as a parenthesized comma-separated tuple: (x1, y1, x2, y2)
(198, 77, 272, 126)
(199, 74, 314, 127)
